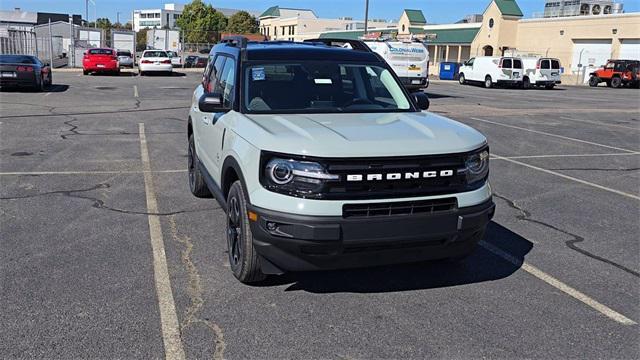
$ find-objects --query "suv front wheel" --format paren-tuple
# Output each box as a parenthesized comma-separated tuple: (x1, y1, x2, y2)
(188, 134, 212, 198)
(226, 181, 266, 283)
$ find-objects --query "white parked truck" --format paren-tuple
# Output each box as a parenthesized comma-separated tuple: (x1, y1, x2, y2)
(458, 56, 523, 88)
(365, 40, 430, 90)
(520, 57, 562, 89)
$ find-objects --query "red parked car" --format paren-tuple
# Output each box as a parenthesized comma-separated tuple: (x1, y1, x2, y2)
(82, 48, 119, 75)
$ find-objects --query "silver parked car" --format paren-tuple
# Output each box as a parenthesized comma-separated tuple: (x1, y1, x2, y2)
(116, 50, 134, 68)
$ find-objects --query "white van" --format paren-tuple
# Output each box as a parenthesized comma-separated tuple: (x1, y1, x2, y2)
(458, 56, 523, 88)
(365, 41, 429, 89)
(521, 57, 562, 89)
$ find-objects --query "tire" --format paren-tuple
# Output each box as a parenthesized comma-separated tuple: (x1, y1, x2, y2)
(611, 76, 622, 88)
(484, 76, 492, 89)
(83, 70, 89, 75)
(458, 73, 466, 85)
(188, 134, 211, 198)
(588, 76, 599, 87)
(139, 70, 144, 76)
(226, 180, 266, 284)
(545, 84, 555, 90)
(522, 77, 531, 89)
(34, 76, 44, 92)
(606, 80, 612, 87)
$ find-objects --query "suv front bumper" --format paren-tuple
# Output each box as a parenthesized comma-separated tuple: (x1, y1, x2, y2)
(249, 199, 494, 272)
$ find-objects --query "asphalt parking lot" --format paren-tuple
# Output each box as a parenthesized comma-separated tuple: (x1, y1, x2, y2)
(1, 72, 638, 359)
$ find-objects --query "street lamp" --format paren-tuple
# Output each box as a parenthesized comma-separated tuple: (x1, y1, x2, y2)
(364, 0, 369, 35)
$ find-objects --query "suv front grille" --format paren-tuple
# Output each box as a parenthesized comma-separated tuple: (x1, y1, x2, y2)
(343, 197, 457, 218)
(322, 153, 472, 200)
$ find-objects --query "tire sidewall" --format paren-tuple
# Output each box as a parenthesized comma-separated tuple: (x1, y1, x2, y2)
(459, 73, 465, 85)
(226, 181, 263, 282)
(484, 76, 492, 88)
(611, 77, 622, 88)
(188, 135, 197, 193)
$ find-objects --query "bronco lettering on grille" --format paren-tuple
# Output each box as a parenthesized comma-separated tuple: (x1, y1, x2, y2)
(346, 170, 455, 182)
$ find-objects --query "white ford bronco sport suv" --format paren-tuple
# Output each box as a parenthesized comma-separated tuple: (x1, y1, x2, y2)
(188, 37, 494, 283)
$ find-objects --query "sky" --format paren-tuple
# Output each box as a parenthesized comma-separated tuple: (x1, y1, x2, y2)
(2, 0, 640, 24)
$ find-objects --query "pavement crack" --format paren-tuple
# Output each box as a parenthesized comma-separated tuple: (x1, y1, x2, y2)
(168, 215, 226, 360)
(494, 193, 639, 278)
(547, 167, 640, 172)
(1, 184, 218, 216)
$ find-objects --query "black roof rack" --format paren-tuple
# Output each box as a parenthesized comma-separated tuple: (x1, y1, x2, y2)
(220, 36, 248, 60)
(303, 38, 372, 52)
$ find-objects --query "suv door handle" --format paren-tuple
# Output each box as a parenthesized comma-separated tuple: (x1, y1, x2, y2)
(202, 116, 211, 125)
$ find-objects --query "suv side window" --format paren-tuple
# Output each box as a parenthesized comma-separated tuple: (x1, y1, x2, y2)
(541, 59, 551, 69)
(217, 59, 236, 108)
(502, 58, 512, 68)
(206, 55, 226, 92)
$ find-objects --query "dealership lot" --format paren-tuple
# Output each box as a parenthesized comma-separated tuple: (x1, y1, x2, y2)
(1, 72, 638, 358)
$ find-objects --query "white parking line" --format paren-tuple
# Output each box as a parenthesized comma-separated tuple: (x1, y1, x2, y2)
(559, 116, 640, 131)
(492, 153, 640, 160)
(134, 85, 139, 98)
(139, 123, 186, 360)
(469, 117, 637, 153)
(480, 241, 636, 325)
(0, 170, 187, 176)
(492, 153, 640, 200)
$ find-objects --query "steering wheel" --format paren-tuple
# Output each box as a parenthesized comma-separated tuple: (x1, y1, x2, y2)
(345, 98, 373, 107)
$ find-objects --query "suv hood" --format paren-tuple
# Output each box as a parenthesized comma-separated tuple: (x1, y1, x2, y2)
(238, 112, 487, 158)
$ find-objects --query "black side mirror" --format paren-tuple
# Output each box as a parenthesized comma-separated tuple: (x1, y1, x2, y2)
(411, 92, 430, 110)
(198, 93, 229, 113)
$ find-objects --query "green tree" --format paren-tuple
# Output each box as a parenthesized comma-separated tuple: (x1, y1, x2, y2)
(176, 0, 227, 43)
(94, 17, 112, 30)
(136, 28, 149, 51)
(226, 11, 258, 34)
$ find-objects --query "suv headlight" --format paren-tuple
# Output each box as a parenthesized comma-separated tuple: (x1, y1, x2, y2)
(463, 148, 489, 185)
(261, 155, 339, 198)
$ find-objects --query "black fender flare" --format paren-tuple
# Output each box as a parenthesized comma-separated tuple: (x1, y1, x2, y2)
(221, 156, 251, 204)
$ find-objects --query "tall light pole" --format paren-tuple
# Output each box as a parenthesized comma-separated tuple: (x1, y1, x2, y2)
(117, 12, 120, 27)
(364, 0, 370, 35)
(85, 0, 88, 24)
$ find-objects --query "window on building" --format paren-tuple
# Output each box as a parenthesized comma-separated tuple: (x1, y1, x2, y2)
(140, 13, 147, 18)
(174, 14, 180, 19)
(580, 4, 590, 15)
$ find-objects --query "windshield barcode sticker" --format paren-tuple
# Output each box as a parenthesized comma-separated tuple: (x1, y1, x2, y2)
(252, 68, 266, 81)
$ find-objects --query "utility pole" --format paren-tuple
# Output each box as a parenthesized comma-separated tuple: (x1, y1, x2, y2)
(364, 0, 370, 35)
(85, 0, 88, 25)
(117, 12, 120, 27)
(48, 19, 54, 68)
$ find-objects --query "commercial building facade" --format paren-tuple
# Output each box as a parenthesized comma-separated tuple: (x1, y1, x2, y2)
(258, 6, 396, 42)
(132, 3, 260, 32)
(317, 0, 640, 83)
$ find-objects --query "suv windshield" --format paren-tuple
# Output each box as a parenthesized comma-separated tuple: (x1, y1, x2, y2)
(244, 62, 412, 114)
